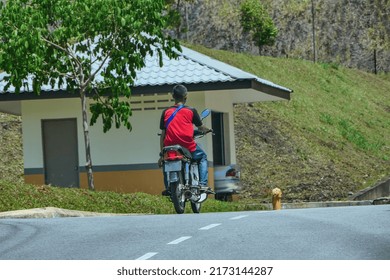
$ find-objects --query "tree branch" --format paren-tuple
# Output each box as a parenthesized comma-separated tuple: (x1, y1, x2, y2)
(86, 33, 118, 85)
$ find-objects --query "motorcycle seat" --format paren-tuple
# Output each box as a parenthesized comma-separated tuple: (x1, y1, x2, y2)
(163, 145, 192, 160)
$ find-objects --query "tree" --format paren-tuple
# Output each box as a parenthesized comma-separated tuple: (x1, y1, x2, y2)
(164, 0, 194, 38)
(240, 0, 278, 54)
(0, 0, 181, 190)
(311, 0, 317, 63)
(365, 0, 390, 74)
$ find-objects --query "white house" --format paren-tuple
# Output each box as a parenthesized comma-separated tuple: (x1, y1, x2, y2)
(0, 46, 292, 194)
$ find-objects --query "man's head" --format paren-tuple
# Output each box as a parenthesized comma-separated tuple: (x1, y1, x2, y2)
(172, 84, 188, 103)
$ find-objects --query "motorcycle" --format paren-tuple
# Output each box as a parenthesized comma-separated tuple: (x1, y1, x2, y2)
(161, 109, 212, 214)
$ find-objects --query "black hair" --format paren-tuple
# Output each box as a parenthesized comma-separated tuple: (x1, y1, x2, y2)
(172, 84, 188, 102)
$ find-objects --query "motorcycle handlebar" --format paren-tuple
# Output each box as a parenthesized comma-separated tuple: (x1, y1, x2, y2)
(194, 129, 214, 138)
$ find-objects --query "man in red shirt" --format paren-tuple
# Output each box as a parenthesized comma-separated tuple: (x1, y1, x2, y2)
(159, 84, 213, 195)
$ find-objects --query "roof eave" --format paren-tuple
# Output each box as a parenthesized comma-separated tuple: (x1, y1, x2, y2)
(251, 80, 292, 101)
(0, 79, 290, 101)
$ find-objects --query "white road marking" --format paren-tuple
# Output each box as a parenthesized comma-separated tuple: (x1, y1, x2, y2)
(167, 236, 192, 245)
(136, 252, 158, 260)
(199, 223, 222, 230)
(230, 215, 248, 220)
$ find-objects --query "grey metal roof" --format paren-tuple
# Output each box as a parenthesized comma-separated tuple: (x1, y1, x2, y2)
(178, 47, 291, 93)
(134, 46, 236, 86)
(0, 45, 292, 99)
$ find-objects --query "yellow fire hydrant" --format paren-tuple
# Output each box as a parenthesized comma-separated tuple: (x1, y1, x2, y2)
(272, 188, 282, 210)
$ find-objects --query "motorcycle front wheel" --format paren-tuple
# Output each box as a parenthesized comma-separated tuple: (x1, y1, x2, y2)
(170, 173, 186, 214)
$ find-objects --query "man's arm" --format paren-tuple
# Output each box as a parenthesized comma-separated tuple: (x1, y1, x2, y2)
(192, 108, 212, 133)
(158, 129, 166, 168)
(160, 129, 166, 152)
(159, 109, 167, 153)
(197, 124, 213, 134)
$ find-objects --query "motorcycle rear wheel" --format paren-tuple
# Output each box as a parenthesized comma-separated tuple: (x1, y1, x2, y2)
(170, 173, 186, 214)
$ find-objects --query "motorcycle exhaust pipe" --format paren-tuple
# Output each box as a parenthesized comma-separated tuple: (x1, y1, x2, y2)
(184, 190, 200, 202)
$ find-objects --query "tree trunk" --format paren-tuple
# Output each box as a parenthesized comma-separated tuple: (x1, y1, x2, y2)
(311, 0, 317, 63)
(80, 91, 95, 191)
(258, 45, 262, 55)
(176, 0, 181, 38)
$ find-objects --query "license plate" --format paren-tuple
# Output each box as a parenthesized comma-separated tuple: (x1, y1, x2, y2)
(164, 161, 181, 172)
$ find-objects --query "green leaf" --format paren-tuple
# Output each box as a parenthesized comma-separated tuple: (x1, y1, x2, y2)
(0, 0, 180, 134)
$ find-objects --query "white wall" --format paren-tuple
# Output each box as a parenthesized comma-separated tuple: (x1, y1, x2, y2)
(21, 98, 82, 169)
(90, 91, 207, 166)
(89, 109, 161, 165)
(205, 90, 237, 164)
(21, 90, 209, 169)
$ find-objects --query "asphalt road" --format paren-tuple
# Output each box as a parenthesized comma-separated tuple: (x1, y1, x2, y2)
(0, 205, 389, 260)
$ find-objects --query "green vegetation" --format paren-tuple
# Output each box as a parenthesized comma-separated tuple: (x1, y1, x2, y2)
(0, 180, 264, 214)
(240, 0, 278, 53)
(1, 45, 389, 211)
(0, 0, 181, 191)
(0, 114, 23, 185)
(185, 44, 389, 201)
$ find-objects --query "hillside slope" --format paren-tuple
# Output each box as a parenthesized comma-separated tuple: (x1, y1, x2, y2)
(0, 113, 22, 184)
(177, 0, 390, 73)
(1, 49, 389, 203)
(188, 45, 390, 202)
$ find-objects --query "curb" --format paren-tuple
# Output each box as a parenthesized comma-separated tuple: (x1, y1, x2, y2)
(0, 207, 130, 219)
(259, 198, 389, 210)
(0, 199, 388, 219)
(282, 200, 373, 209)
(259, 200, 374, 210)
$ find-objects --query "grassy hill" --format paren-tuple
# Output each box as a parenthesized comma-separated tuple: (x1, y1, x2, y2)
(187, 44, 389, 202)
(0, 47, 389, 212)
(0, 113, 23, 184)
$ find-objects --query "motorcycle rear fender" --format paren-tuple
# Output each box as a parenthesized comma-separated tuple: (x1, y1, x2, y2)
(167, 171, 179, 183)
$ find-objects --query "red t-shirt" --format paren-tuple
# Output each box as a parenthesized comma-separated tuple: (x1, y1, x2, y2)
(160, 105, 203, 152)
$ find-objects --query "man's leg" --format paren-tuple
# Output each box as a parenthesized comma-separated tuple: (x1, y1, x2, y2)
(191, 144, 208, 186)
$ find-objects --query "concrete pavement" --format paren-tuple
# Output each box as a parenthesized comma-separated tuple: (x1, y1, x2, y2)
(1, 198, 388, 219)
